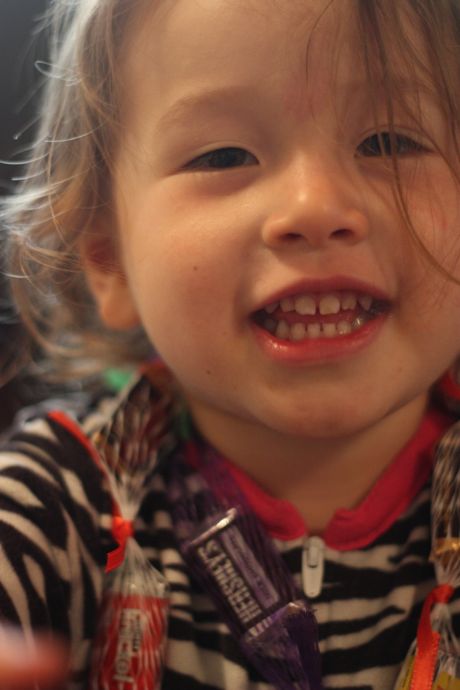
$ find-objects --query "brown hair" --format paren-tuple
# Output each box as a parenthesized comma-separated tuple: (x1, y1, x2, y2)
(357, 0, 460, 279)
(2, 0, 460, 380)
(2, 0, 151, 380)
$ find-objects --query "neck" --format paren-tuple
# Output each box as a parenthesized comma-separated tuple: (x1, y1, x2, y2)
(185, 394, 428, 533)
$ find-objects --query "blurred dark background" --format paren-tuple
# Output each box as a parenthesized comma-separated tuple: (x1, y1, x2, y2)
(0, 0, 50, 430)
(0, 0, 49, 190)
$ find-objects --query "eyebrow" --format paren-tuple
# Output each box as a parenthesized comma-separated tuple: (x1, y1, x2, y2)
(154, 78, 439, 135)
(154, 86, 259, 132)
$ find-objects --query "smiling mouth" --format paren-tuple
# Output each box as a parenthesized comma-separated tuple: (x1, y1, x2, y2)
(253, 290, 389, 341)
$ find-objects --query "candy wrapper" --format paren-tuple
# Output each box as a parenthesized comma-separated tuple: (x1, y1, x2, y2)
(87, 372, 174, 690)
(395, 422, 460, 690)
(168, 439, 323, 690)
(89, 539, 170, 690)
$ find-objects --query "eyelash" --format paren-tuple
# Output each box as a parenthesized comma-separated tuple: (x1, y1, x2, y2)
(183, 132, 426, 172)
(184, 147, 257, 171)
(356, 132, 426, 157)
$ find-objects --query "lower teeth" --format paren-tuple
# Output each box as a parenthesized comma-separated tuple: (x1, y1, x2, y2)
(266, 314, 372, 340)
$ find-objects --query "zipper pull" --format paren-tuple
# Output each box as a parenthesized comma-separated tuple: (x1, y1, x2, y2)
(302, 536, 325, 599)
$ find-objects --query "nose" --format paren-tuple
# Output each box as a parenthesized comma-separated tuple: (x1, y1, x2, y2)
(261, 156, 370, 250)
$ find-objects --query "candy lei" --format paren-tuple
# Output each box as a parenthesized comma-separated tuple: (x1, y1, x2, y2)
(397, 421, 460, 690)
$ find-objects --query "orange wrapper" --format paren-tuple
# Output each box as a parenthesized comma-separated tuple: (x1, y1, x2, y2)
(395, 422, 460, 690)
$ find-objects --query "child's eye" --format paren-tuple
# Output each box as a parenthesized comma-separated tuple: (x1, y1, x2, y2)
(357, 132, 426, 157)
(184, 147, 258, 171)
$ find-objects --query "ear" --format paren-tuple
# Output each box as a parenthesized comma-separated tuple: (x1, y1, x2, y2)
(80, 227, 141, 331)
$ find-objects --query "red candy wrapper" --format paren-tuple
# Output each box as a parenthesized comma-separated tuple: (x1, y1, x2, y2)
(85, 371, 174, 690)
(89, 539, 170, 690)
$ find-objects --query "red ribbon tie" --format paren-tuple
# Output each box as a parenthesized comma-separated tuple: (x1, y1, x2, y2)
(105, 515, 134, 573)
(409, 583, 454, 690)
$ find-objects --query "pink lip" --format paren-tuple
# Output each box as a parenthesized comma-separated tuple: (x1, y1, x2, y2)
(254, 275, 390, 312)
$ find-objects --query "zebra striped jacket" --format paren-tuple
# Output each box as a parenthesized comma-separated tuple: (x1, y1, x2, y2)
(0, 367, 459, 690)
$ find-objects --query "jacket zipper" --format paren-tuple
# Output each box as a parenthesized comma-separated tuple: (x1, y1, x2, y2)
(302, 536, 325, 598)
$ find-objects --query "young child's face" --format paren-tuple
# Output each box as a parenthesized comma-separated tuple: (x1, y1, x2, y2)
(89, 0, 460, 441)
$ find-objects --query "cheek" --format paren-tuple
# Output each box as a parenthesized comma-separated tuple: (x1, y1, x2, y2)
(124, 197, 249, 311)
(405, 164, 460, 267)
(124, 231, 236, 345)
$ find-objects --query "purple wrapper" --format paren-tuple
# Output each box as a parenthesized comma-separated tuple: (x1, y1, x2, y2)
(243, 601, 321, 690)
(187, 509, 280, 630)
(183, 506, 323, 690)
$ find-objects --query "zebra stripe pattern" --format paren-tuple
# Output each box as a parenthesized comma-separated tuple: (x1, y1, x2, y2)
(0, 376, 459, 689)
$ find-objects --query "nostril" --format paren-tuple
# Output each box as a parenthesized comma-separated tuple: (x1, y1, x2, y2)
(285, 232, 301, 241)
(270, 228, 356, 244)
(331, 228, 354, 240)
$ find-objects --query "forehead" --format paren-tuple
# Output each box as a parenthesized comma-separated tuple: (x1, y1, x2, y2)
(120, 0, 361, 110)
(117, 0, 437, 138)
(131, 0, 348, 60)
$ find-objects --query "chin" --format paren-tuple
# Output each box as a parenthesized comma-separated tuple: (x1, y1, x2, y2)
(257, 404, 371, 440)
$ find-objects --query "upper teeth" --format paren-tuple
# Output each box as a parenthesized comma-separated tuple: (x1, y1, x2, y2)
(267, 292, 372, 316)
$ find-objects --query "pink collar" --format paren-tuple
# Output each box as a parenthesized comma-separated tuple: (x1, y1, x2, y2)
(189, 407, 452, 551)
